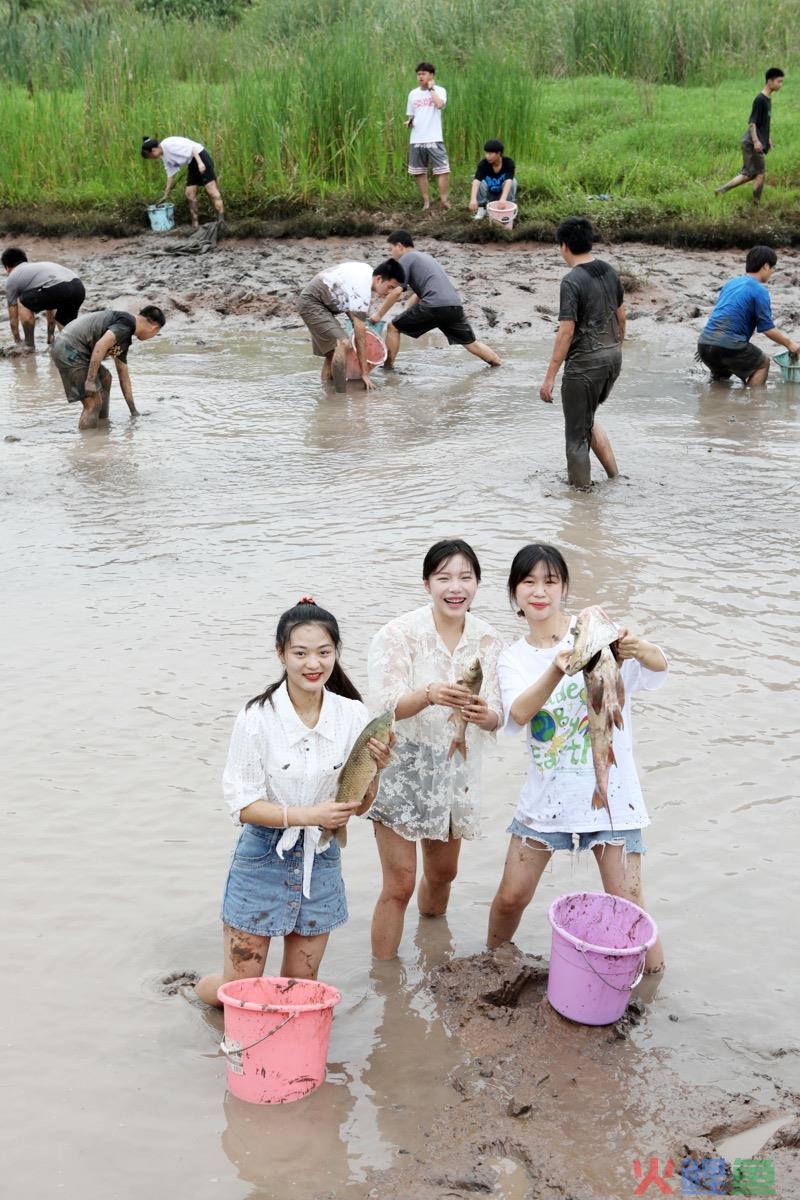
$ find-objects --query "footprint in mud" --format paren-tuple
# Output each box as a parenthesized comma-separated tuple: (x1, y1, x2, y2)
(158, 969, 200, 997)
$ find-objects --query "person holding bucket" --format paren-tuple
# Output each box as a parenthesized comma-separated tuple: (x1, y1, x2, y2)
(486, 544, 667, 974)
(469, 139, 518, 221)
(141, 135, 225, 230)
(195, 598, 393, 1008)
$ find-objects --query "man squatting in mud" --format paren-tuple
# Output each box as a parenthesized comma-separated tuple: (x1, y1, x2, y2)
(50, 305, 165, 429)
(540, 216, 624, 490)
(3, 247, 86, 350)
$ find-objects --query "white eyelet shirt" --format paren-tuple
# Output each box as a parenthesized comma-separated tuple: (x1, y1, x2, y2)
(223, 683, 370, 898)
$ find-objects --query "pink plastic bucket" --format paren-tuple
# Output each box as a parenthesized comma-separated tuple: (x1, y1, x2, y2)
(546, 892, 657, 1025)
(487, 200, 518, 229)
(218, 976, 342, 1104)
(345, 326, 387, 380)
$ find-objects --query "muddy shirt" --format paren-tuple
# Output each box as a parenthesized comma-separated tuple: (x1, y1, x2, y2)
(559, 260, 624, 363)
(311, 262, 373, 317)
(399, 250, 462, 308)
(6, 261, 78, 305)
(58, 310, 137, 364)
(743, 92, 771, 151)
(699, 275, 774, 348)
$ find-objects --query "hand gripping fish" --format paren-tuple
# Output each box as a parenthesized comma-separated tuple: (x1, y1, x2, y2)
(564, 607, 624, 827)
(447, 657, 483, 761)
(325, 710, 394, 849)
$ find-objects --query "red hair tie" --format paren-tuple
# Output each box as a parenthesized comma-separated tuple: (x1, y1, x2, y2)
(298, 595, 316, 606)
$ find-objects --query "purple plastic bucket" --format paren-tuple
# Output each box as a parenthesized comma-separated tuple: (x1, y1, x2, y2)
(546, 891, 657, 1025)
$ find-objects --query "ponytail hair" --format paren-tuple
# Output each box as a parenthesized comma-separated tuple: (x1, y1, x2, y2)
(246, 598, 362, 709)
(141, 137, 160, 157)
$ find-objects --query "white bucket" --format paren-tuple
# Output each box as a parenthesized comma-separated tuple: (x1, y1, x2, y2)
(487, 200, 518, 230)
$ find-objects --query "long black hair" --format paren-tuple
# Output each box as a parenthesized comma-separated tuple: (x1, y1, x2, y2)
(246, 598, 362, 709)
(507, 543, 570, 615)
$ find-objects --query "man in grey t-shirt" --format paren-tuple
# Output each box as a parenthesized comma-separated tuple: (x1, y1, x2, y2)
(380, 230, 500, 368)
(2, 246, 86, 349)
(51, 305, 166, 430)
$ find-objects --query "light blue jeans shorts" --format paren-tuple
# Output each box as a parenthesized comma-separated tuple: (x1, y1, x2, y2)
(507, 818, 646, 855)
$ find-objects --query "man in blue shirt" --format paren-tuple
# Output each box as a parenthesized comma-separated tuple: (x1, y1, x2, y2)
(697, 246, 799, 385)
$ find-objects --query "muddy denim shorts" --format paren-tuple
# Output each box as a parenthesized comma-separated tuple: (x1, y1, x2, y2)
(51, 337, 110, 404)
(507, 818, 645, 855)
(221, 825, 347, 938)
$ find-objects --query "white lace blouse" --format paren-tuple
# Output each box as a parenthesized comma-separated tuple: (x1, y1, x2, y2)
(367, 604, 503, 841)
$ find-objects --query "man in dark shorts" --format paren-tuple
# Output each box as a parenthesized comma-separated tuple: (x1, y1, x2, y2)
(50, 305, 165, 430)
(539, 216, 624, 490)
(383, 230, 501, 368)
(714, 68, 785, 204)
(697, 246, 799, 386)
(2, 247, 86, 349)
(141, 136, 224, 229)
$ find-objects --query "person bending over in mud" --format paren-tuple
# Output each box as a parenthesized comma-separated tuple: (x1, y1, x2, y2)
(383, 230, 501, 368)
(195, 599, 392, 1007)
(539, 215, 624, 490)
(297, 259, 405, 393)
(696, 245, 799, 386)
(50, 305, 165, 430)
(487, 543, 667, 975)
(714, 68, 785, 205)
(141, 135, 225, 229)
(2, 247, 86, 350)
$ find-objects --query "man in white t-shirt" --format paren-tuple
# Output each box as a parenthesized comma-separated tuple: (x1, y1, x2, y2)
(141, 135, 225, 230)
(405, 61, 450, 211)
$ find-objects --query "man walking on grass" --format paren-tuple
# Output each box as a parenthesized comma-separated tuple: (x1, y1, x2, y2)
(405, 61, 450, 212)
(715, 68, 785, 204)
(539, 216, 624, 490)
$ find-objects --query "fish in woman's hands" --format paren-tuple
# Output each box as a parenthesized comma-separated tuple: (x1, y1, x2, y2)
(326, 710, 395, 848)
(447, 658, 483, 761)
(565, 607, 624, 825)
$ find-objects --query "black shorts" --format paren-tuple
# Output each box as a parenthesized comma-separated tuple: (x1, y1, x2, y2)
(186, 149, 217, 186)
(19, 277, 86, 326)
(392, 302, 475, 346)
(697, 341, 767, 382)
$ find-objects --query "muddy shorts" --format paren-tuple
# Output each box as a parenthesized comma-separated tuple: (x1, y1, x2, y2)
(19, 277, 85, 326)
(561, 349, 621, 437)
(740, 139, 766, 179)
(392, 302, 475, 345)
(408, 141, 450, 175)
(297, 282, 353, 357)
(221, 825, 347, 937)
(696, 340, 768, 382)
(186, 148, 217, 186)
(507, 819, 646, 855)
(50, 337, 110, 403)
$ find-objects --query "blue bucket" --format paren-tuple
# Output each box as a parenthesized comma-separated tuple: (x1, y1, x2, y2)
(147, 202, 175, 233)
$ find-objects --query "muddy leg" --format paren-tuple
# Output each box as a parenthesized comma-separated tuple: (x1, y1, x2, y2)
(747, 360, 770, 386)
(592, 845, 665, 972)
(371, 822, 417, 960)
(205, 179, 224, 220)
(384, 322, 400, 368)
(414, 172, 431, 211)
(195, 923, 270, 1008)
(590, 420, 618, 478)
(97, 366, 112, 420)
(752, 173, 765, 203)
(436, 171, 450, 210)
(281, 932, 330, 979)
(320, 351, 334, 382)
(464, 340, 501, 366)
(185, 184, 199, 229)
(714, 172, 749, 195)
(488, 836, 553, 948)
(18, 301, 36, 348)
(561, 375, 592, 488)
(418, 836, 461, 917)
(331, 338, 348, 393)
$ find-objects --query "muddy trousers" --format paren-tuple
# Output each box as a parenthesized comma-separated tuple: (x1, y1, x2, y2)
(561, 351, 621, 488)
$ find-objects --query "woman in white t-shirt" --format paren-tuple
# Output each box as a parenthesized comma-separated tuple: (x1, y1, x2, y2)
(487, 544, 667, 973)
(141, 135, 224, 229)
(368, 539, 503, 959)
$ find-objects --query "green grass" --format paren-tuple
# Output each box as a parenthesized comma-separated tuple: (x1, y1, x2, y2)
(1, 0, 799, 241)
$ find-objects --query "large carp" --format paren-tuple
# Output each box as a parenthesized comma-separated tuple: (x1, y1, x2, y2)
(565, 607, 624, 824)
(447, 657, 483, 761)
(325, 710, 394, 848)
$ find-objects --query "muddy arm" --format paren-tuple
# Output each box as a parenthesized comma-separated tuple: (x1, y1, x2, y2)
(8, 301, 21, 342)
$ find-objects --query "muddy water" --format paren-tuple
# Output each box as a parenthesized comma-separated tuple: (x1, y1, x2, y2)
(2, 242, 799, 1200)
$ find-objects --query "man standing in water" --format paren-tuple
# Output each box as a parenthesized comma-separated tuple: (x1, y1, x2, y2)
(697, 246, 799, 385)
(51, 305, 165, 429)
(141, 136, 225, 229)
(539, 216, 624, 490)
(405, 61, 450, 212)
(383, 231, 501, 368)
(714, 68, 785, 204)
(2, 247, 86, 349)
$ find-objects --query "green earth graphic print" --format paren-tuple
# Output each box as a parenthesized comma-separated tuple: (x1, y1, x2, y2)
(529, 675, 591, 771)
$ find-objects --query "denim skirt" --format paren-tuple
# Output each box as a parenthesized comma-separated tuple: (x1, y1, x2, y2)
(221, 825, 348, 938)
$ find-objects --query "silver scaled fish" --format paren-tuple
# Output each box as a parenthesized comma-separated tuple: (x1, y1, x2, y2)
(565, 606, 624, 825)
(447, 657, 483, 761)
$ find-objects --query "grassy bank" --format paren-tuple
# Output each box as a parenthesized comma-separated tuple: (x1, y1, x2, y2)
(1, 0, 799, 242)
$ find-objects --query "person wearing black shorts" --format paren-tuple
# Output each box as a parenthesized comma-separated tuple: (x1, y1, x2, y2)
(141, 136, 224, 229)
(2, 247, 86, 349)
(380, 230, 500, 368)
(714, 67, 785, 204)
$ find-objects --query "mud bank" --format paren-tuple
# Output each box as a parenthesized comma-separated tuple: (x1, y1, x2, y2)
(358, 946, 800, 1200)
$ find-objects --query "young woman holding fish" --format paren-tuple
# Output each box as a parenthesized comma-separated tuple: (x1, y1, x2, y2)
(195, 598, 392, 1007)
(368, 539, 503, 959)
(487, 544, 667, 973)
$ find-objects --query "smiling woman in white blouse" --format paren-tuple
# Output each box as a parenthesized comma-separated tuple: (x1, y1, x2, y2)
(367, 540, 503, 959)
(195, 598, 391, 1007)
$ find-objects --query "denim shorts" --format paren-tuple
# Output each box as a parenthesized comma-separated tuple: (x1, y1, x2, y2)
(507, 818, 645, 855)
(221, 825, 347, 938)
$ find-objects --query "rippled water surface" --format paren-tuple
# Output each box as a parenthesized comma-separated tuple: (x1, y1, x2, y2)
(2, 318, 799, 1199)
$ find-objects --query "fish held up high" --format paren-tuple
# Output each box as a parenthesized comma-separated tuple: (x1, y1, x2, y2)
(565, 606, 624, 823)
(447, 657, 483, 761)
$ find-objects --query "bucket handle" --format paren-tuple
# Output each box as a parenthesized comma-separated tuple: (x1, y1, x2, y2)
(577, 944, 646, 993)
(220, 1011, 295, 1060)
